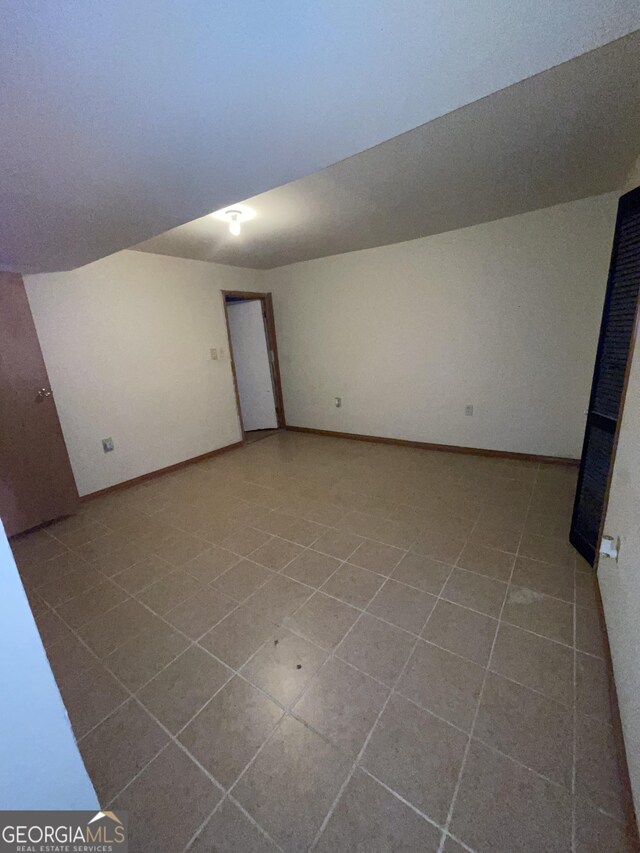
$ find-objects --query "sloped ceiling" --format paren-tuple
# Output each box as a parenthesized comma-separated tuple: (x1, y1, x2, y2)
(135, 33, 640, 268)
(1, 1, 639, 273)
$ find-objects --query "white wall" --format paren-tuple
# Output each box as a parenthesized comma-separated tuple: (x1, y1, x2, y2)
(0, 522, 98, 809)
(265, 193, 619, 458)
(25, 251, 260, 496)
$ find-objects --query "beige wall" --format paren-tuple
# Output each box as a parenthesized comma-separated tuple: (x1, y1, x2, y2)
(265, 193, 618, 458)
(24, 250, 260, 495)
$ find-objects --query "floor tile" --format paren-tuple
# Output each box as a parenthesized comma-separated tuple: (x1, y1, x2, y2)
(60, 664, 129, 739)
(90, 542, 150, 577)
(138, 646, 231, 733)
(164, 588, 237, 639)
(51, 518, 109, 548)
(212, 559, 273, 601)
(182, 545, 240, 582)
(362, 693, 467, 823)
(112, 554, 174, 593)
(491, 623, 573, 706)
(469, 519, 522, 553)
(37, 435, 632, 852)
(511, 555, 574, 602)
(315, 769, 441, 853)
(73, 532, 124, 563)
(179, 676, 282, 787)
(105, 620, 190, 691)
(46, 633, 98, 687)
(518, 533, 575, 568)
(153, 531, 210, 566)
(525, 510, 570, 539)
(320, 563, 385, 609)
(249, 536, 303, 570)
(349, 539, 405, 575)
(189, 799, 280, 853)
(137, 570, 205, 615)
(55, 580, 128, 628)
(256, 512, 327, 546)
(457, 542, 514, 582)
(37, 566, 104, 610)
(34, 609, 71, 647)
(24, 551, 93, 588)
(576, 651, 613, 724)
(421, 513, 474, 541)
(77, 597, 159, 658)
(449, 739, 572, 853)
(475, 672, 573, 788)
(12, 533, 68, 568)
(422, 599, 497, 666)
(245, 574, 313, 622)
(112, 743, 222, 852)
(575, 712, 632, 821)
(576, 605, 608, 658)
(23, 586, 48, 617)
(284, 592, 359, 650)
(411, 530, 465, 564)
(311, 528, 364, 560)
(78, 699, 168, 803)
(336, 613, 415, 686)
(398, 640, 484, 730)
(241, 628, 327, 706)
(576, 571, 600, 609)
(574, 796, 638, 853)
(367, 578, 436, 634)
(442, 569, 507, 618)
(199, 605, 278, 669)
(502, 586, 573, 644)
(234, 715, 351, 853)
(281, 549, 341, 587)
(218, 526, 273, 556)
(294, 657, 389, 755)
(392, 551, 451, 594)
(441, 836, 469, 853)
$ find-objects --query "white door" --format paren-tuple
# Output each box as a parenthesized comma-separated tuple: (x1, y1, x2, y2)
(598, 318, 640, 819)
(227, 300, 278, 431)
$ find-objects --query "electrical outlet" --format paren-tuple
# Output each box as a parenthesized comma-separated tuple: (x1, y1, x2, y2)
(334, 397, 342, 408)
(210, 348, 218, 360)
(465, 405, 474, 416)
(102, 437, 114, 453)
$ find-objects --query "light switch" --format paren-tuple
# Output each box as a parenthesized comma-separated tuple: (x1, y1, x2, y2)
(210, 348, 218, 361)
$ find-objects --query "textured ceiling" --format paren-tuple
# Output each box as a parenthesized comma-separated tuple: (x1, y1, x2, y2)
(2, 1, 639, 272)
(134, 33, 640, 269)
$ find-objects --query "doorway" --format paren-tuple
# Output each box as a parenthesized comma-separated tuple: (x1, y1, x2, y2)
(222, 291, 285, 441)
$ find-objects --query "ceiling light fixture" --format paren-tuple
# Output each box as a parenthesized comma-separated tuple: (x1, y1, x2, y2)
(211, 204, 256, 238)
(228, 211, 241, 236)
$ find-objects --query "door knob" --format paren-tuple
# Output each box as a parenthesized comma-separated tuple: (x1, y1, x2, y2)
(36, 388, 52, 401)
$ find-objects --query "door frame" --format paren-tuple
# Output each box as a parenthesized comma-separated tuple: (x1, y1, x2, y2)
(222, 290, 286, 440)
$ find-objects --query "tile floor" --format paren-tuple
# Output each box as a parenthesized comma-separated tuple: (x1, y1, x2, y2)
(11, 432, 639, 853)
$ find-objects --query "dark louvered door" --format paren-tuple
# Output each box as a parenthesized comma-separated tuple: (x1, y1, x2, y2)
(571, 186, 640, 565)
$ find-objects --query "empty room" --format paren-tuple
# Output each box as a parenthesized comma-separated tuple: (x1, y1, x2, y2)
(1, 4, 640, 852)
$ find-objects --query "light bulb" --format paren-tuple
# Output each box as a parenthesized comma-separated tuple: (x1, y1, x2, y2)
(229, 217, 241, 236)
